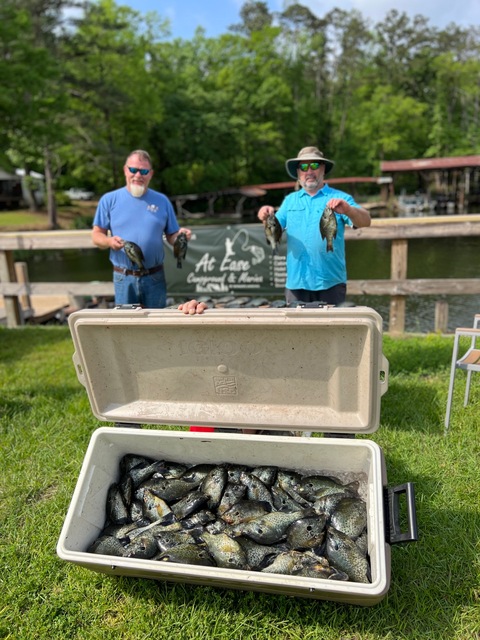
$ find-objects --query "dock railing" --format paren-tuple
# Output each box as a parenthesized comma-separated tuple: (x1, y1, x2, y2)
(1, 215, 480, 331)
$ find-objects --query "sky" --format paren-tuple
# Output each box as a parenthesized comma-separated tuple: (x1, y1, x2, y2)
(120, 0, 480, 40)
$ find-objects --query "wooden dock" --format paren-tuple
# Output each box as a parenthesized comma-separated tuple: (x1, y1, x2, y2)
(1, 216, 480, 332)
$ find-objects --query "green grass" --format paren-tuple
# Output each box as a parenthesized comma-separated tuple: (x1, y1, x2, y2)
(0, 328, 479, 639)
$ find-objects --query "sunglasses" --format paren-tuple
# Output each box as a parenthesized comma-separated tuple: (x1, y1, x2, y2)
(127, 166, 151, 176)
(299, 162, 322, 172)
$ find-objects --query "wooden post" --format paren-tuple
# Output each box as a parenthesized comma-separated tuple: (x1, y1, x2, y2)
(0, 251, 23, 327)
(389, 239, 408, 334)
(14, 262, 33, 318)
(435, 301, 449, 334)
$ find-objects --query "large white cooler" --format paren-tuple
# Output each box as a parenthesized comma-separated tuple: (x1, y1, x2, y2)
(57, 306, 417, 606)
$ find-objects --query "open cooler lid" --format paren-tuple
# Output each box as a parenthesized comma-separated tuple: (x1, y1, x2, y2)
(68, 306, 388, 434)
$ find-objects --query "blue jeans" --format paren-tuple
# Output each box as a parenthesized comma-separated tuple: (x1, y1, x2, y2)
(113, 269, 167, 308)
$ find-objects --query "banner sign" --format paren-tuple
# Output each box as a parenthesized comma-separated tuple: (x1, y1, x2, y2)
(163, 224, 286, 298)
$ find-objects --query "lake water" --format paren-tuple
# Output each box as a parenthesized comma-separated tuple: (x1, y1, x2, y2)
(17, 231, 480, 334)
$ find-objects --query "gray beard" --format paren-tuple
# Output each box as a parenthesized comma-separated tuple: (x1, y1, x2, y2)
(130, 184, 145, 198)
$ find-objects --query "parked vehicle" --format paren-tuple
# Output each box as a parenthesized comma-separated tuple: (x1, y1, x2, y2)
(64, 188, 94, 201)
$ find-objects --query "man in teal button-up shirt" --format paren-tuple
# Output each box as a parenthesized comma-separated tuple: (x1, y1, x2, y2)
(257, 146, 371, 306)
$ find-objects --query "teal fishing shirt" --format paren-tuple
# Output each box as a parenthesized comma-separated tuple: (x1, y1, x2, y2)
(275, 184, 358, 291)
(93, 187, 180, 270)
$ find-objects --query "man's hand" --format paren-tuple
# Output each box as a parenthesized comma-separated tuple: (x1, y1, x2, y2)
(178, 299, 208, 315)
(257, 205, 275, 222)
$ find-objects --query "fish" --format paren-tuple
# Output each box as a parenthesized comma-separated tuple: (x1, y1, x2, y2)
(329, 497, 367, 539)
(200, 531, 249, 570)
(217, 482, 247, 516)
(158, 543, 215, 567)
(173, 231, 188, 268)
(264, 213, 283, 255)
(240, 510, 310, 545)
(88, 535, 127, 557)
(261, 550, 307, 575)
(106, 483, 129, 525)
(147, 477, 199, 502)
(240, 471, 274, 507)
(326, 527, 371, 583)
(90, 456, 371, 584)
(286, 514, 328, 550)
(320, 205, 337, 252)
(299, 475, 359, 501)
(221, 499, 272, 526)
(123, 240, 145, 271)
(237, 538, 285, 570)
(170, 490, 209, 520)
(139, 488, 173, 522)
(251, 466, 278, 487)
(155, 530, 198, 552)
(201, 466, 228, 510)
(124, 532, 158, 559)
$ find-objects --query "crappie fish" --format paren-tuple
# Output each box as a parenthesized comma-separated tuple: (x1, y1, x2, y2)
(326, 527, 371, 583)
(264, 214, 283, 255)
(123, 240, 145, 271)
(329, 497, 367, 539)
(173, 231, 188, 268)
(320, 206, 337, 252)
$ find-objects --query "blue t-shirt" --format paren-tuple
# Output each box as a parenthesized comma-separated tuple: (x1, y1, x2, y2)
(93, 187, 180, 269)
(275, 184, 358, 291)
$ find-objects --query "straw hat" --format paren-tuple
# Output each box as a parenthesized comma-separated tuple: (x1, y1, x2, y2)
(285, 146, 335, 179)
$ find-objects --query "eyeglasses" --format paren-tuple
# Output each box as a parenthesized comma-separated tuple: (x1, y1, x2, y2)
(299, 162, 322, 172)
(127, 167, 151, 176)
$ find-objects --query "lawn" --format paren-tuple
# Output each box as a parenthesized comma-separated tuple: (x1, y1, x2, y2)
(0, 327, 479, 639)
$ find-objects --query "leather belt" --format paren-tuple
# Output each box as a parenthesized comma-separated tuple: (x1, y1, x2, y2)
(113, 264, 163, 277)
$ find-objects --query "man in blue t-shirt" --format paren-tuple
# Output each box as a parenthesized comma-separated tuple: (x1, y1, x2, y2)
(257, 146, 371, 306)
(92, 149, 191, 308)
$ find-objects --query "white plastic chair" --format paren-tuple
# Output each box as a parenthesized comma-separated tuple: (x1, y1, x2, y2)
(444, 314, 480, 435)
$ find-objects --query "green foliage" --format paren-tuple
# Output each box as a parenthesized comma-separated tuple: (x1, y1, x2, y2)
(0, 327, 479, 639)
(1, 0, 479, 196)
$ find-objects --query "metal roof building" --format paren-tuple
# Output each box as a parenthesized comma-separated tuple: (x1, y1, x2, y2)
(381, 156, 480, 172)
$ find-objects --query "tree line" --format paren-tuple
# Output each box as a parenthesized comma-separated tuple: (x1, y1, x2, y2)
(1, 0, 480, 224)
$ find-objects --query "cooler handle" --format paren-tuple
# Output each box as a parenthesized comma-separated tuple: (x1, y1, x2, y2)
(380, 354, 389, 395)
(384, 482, 418, 545)
(72, 352, 87, 388)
